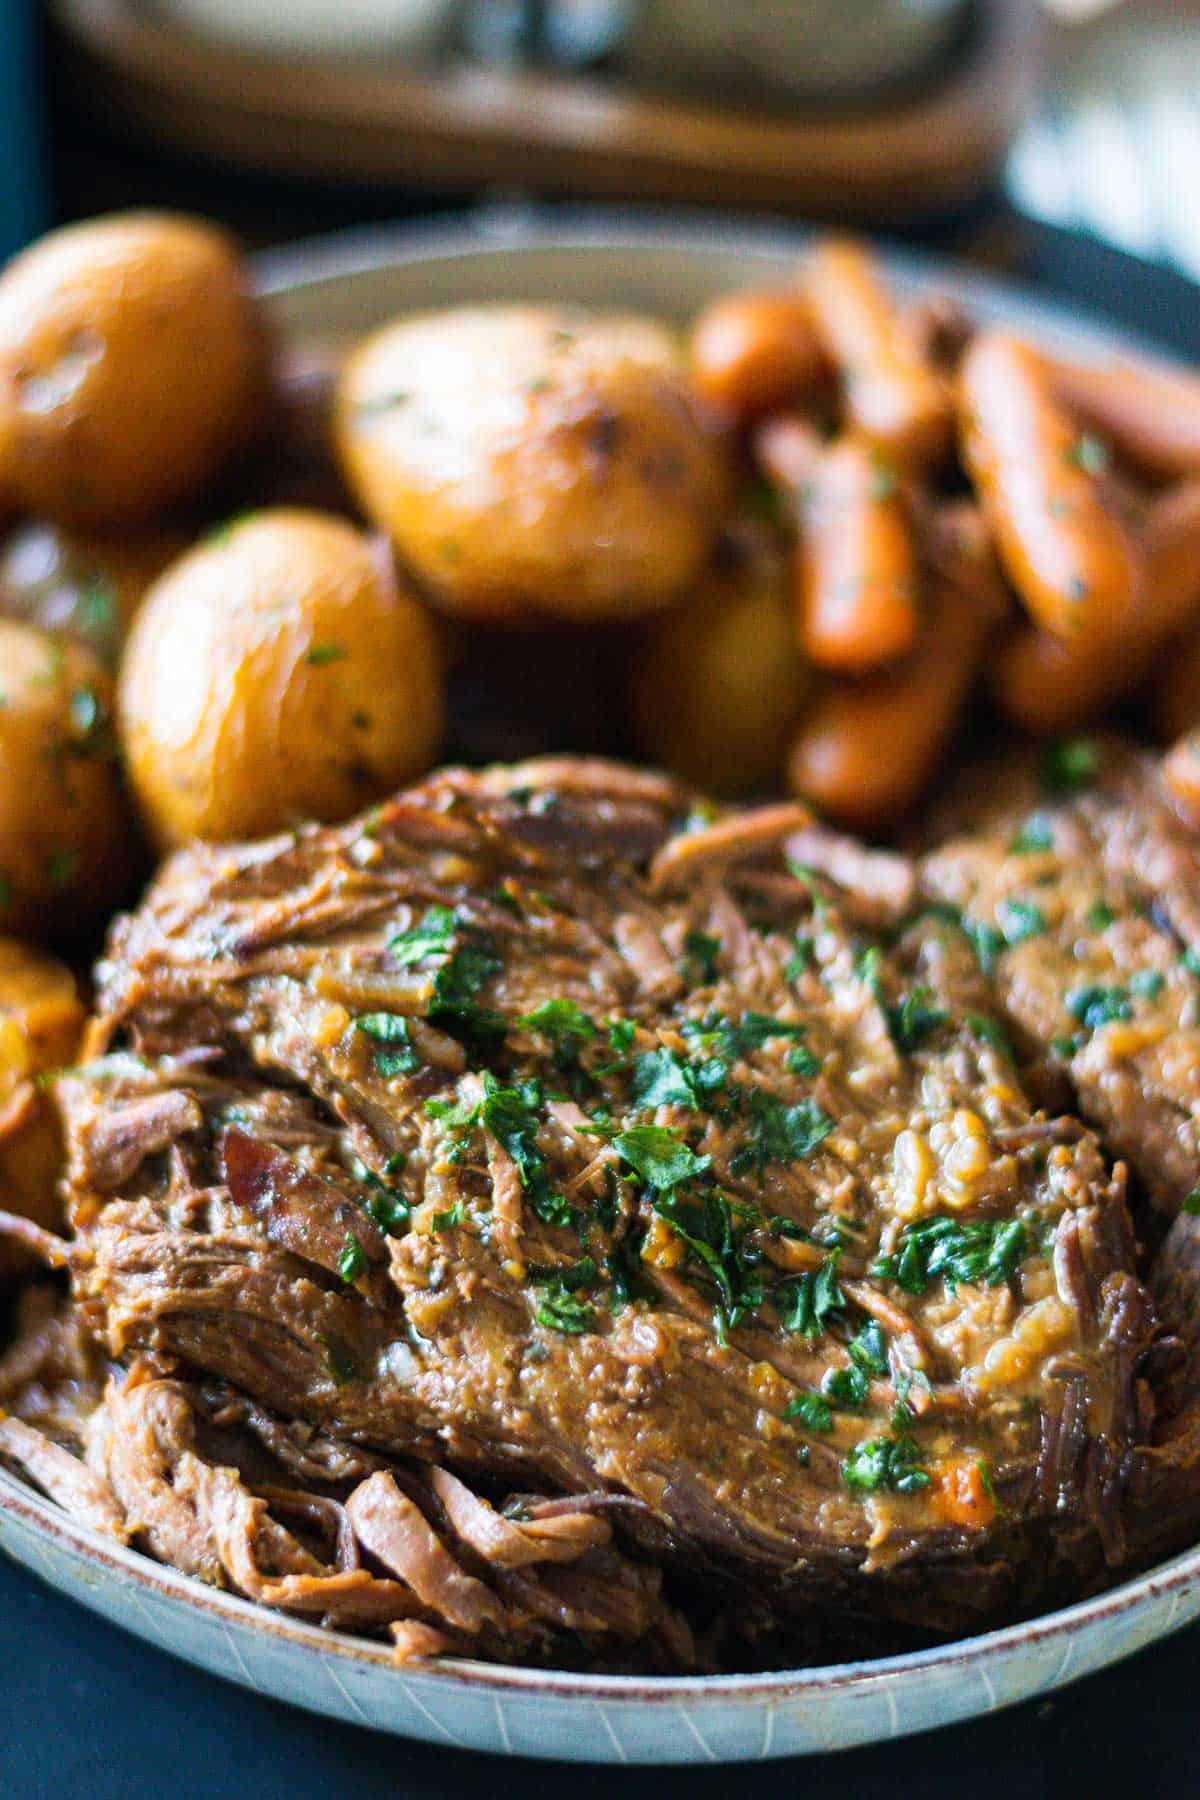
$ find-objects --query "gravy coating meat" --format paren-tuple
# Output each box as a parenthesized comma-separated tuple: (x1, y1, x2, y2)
(922, 736, 1200, 1215)
(47, 756, 1154, 1661)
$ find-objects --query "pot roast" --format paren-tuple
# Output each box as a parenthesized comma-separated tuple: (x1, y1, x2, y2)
(3, 751, 1183, 1668)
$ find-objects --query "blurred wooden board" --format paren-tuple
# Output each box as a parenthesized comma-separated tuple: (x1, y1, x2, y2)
(51, 0, 1037, 223)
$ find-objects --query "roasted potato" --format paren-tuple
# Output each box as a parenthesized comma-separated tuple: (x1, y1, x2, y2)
(0, 620, 132, 938)
(630, 520, 808, 792)
(0, 937, 84, 1272)
(0, 212, 268, 529)
(119, 508, 444, 847)
(0, 519, 187, 666)
(336, 305, 731, 623)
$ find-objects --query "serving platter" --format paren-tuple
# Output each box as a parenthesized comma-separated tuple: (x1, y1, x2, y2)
(2, 211, 1197, 1763)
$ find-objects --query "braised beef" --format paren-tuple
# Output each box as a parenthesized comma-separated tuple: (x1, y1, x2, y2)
(923, 737, 1200, 1215)
(45, 755, 1159, 1659)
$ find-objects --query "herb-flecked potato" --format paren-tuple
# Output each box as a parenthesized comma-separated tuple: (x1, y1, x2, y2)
(0, 937, 84, 1274)
(629, 518, 808, 792)
(0, 620, 132, 939)
(118, 508, 445, 848)
(0, 519, 187, 666)
(336, 305, 732, 623)
(0, 212, 268, 529)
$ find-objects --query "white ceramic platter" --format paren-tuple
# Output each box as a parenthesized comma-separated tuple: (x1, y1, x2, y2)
(2, 210, 1197, 1763)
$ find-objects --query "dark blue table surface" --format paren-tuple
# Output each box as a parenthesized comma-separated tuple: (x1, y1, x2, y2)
(2, 216, 1197, 1797)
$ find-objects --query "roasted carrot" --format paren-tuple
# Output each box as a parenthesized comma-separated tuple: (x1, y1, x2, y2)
(804, 239, 952, 470)
(1049, 357, 1200, 482)
(752, 412, 824, 497)
(959, 331, 1143, 643)
(689, 290, 826, 424)
(992, 478, 1200, 734)
(796, 436, 919, 673)
(785, 574, 993, 830)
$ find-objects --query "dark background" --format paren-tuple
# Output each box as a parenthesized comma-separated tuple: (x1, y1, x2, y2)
(1, 1550, 1195, 1798)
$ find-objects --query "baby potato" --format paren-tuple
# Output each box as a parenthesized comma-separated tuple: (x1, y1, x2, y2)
(630, 520, 808, 792)
(0, 620, 132, 939)
(0, 937, 84, 1272)
(119, 508, 444, 847)
(0, 519, 187, 666)
(0, 212, 268, 529)
(336, 305, 731, 623)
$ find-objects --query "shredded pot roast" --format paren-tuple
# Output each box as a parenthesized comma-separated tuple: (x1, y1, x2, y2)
(3, 746, 1199, 1671)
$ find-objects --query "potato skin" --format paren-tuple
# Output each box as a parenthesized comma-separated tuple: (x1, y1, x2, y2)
(630, 521, 807, 792)
(0, 937, 83, 1270)
(0, 620, 132, 938)
(0, 212, 268, 529)
(0, 519, 186, 665)
(336, 305, 731, 623)
(119, 508, 445, 847)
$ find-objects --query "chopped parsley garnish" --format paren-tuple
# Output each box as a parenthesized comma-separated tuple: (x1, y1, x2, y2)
(682, 931, 721, 985)
(306, 641, 348, 665)
(519, 998, 596, 1081)
(652, 1190, 764, 1340)
(884, 985, 947, 1054)
(479, 1073, 571, 1228)
(356, 1012, 420, 1077)
(786, 933, 814, 979)
(1086, 900, 1116, 931)
(533, 1255, 598, 1334)
(389, 905, 458, 967)
(1065, 433, 1109, 476)
(1130, 969, 1165, 1001)
(846, 1318, 888, 1376)
(785, 1392, 833, 1432)
(857, 948, 946, 1053)
(535, 1284, 595, 1335)
(614, 1125, 711, 1192)
(1041, 736, 1103, 791)
(519, 998, 596, 1043)
(425, 1092, 479, 1130)
(999, 899, 1045, 945)
(1009, 816, 1054, 855)
(729, 1091, 833, 1177)
(430, 940, 504, 1043)
(777, 1252, 844, 1339)
(1183, 1191, 1200, 1216)
(873, 1215, 1028, 1295)
(966, 1012, 1014, 1061)
(632, 1047, 702, 1110)
(963, 918, 1005, 976)
(338, 1233, 368, 1283)
(606, 1016, 636, 1059)
(843, 1432, 929, 1494)
(363, 1186, 410, 1234)
(786, 1042, 821, 1076)
(823, 1364, 870, 1408)
(430, 1200, 467, 1233)
(1064, 983, 1132, 1031)
(735, 1013, 811, 1053)
(682, 1010, 809, 1066)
